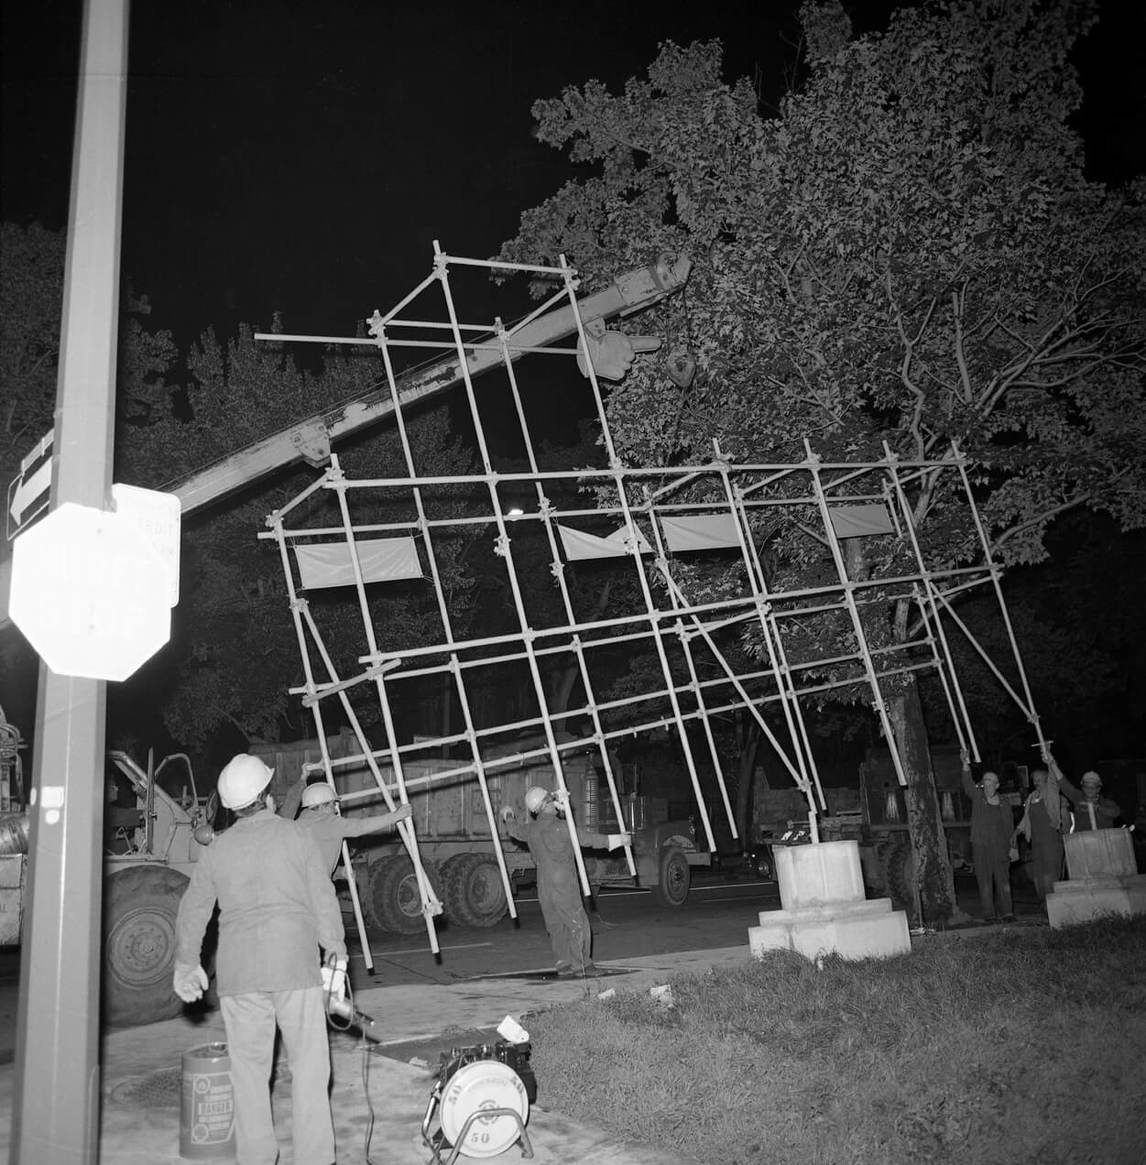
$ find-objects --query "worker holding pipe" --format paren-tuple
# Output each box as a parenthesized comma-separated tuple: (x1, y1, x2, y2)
(297, 781, 412, 875)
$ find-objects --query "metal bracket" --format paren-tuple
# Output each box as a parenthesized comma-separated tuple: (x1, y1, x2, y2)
(291, 421, 332, 467)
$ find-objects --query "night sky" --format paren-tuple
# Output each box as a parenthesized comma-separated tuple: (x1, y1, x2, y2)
(3, 0, 1142, 348)
(3, 0, 801, 345)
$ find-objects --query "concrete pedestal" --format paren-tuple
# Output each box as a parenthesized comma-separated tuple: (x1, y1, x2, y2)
(748, 840, 910, 962)
(1047, 830, 1146, 929)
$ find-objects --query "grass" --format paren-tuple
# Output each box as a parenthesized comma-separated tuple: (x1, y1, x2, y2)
(524, 919, 1146, 1164)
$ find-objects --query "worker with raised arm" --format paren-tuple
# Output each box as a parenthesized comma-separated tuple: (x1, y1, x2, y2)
(297, 781, 413, 875)
(1014, 767, 1067, 900)
(500, 785, 628, 978)
(1049, 759, 1122, 831)
(960, 755, 1016, 923)
(173, 753, 346, 1165)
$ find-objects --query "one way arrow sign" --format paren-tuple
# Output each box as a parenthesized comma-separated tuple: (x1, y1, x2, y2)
(7, 429, 53, 540)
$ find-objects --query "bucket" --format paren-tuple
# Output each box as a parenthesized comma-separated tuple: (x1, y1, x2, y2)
(180, 1043, 236, 1160)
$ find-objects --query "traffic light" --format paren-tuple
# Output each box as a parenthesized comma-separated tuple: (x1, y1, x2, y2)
(577, 328, 661, 382)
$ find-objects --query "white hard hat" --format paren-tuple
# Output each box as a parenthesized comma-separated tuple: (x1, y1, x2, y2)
(217, 754, 274, 810)
(301, 783, 336, 809)
(524, 786, 550, 814)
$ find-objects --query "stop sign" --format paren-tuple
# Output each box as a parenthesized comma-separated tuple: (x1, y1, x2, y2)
(9, 502, 173, 682)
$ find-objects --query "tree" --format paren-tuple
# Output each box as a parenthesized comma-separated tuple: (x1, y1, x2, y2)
(0, 223, 66, 486)
(500, 1, 1146, 922)
(118, 324, 478, 750)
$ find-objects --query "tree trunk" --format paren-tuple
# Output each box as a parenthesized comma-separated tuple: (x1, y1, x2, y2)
(887, 679, 961, 926)
(846, 537, 962, 927)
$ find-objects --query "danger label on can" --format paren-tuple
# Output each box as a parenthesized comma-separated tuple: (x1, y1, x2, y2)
(185, 1070, 234, 1144)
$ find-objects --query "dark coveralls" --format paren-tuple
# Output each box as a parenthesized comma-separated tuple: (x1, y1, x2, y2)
(961, 769, 1015, 920)
(1021, 793, 1065, 899)
(506, 813, 593, 974)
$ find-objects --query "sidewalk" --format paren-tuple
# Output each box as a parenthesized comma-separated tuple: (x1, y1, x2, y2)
(2, 947, 749, 1164)
(1, 906, 1048, 1164)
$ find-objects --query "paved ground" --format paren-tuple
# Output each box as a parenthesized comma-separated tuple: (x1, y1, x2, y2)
(3, 946, 747, 1164)
(0, 870, 1054, 1162)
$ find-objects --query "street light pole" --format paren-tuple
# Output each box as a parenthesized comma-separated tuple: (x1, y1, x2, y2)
(11, 0, 131, 1160)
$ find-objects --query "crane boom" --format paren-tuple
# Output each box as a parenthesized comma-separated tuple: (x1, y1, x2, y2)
(0, 255, 690, 629)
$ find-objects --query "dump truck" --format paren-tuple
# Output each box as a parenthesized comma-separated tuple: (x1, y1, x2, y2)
(251, 729, 708, 936)
(0, 254, 691, 1024)
(751, 745, 1028, 916)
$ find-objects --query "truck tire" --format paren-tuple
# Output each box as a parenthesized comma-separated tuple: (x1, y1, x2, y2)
(651, 847, 690, 907)
(442, 853, 508, 929)
(364, 856, 440, 935)
(103, 864, 189, 1027)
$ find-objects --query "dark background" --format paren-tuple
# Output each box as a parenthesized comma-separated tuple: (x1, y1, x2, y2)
(3, 1, 1142, 346)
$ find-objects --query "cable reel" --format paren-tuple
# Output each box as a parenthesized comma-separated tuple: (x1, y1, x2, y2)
(421, 1041, 536, 1163)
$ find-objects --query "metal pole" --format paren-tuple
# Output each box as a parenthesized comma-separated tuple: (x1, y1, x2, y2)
(434, 249, 594, 892)
(325, 458, 444, 954)
(497, 322, 636, 875)
(371, 315, 524, 915)
(267, 523, 375, 970)
(12, 1, 129, 1160)
(951, 445, 1050, 758)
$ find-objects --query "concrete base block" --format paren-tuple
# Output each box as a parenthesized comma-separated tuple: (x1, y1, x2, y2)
(749, 841, 911, 962)
(1063, 829, 1137, 879)
(1045, 873, 1146, 929)
(749, 896, 911, 962)
(776, 838, 866, 909)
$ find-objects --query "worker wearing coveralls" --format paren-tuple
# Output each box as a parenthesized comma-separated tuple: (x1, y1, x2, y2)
(297, 781, 413, 874)
(960, 760, 1016, 922)
(173, 754, 346, 1165)
(501, 786, 620, 977)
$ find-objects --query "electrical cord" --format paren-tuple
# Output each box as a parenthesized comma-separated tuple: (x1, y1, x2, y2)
(322, 968, 386, 1163)
(335, 943, 601, 1163)
(362, 1031, 383, 1165)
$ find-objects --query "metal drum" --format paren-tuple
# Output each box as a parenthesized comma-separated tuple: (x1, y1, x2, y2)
(180, 1042, 235, 1160)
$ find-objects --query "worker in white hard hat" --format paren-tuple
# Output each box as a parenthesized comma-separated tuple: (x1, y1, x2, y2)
(297, 781, 413, 875)
(500, 784, 628, 978)
(173, 753, 346, 1165)
(1049, 759, 1122, 831)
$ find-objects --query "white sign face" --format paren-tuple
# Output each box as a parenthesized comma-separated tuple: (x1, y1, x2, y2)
(6, 429, 54, 540)
(9, 502, 173, 682)
(111, 484, 182, 607)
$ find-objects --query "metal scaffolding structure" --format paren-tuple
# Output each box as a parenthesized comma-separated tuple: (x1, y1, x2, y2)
(259, 247, 1048, 954)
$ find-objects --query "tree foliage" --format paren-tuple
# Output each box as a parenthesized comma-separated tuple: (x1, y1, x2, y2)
(117, 325, 478, 749)
(501, 1, 1145, 561)
(0, 223, 66, 485)
(499, 0, 1146, 919)
(1, 221, 479, 751)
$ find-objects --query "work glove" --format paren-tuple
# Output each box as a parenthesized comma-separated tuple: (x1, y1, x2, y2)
(551, 789, 571, 811)
(500, 806, 516, 823)
(173, 963, 208, 1003)
(322, 952, 348, 1001)
(394, 804, 413, 822)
